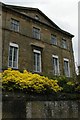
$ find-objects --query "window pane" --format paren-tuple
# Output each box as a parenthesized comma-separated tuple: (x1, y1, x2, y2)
(37, 53, 40, 72)
(51, 35, 57, 45)
(13, 48, 17, 61)
(8, 44, 18, 68)
(13, 61, 17, 68)
(64, 60, 70, 77)
(33, 27, 40, 39)
(11, 19, 19, 32)
(9, 46, 13, 67)
(9, 46, 13, 60)
(13, 47, 18, 68)
(34, 53, 37, 71)
(34, 51, 41, 72)
(62, 39, 67, 49)
(53, 57, 59, 75)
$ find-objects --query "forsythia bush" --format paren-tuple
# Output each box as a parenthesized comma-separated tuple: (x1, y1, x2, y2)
(1, 68, 62, 94)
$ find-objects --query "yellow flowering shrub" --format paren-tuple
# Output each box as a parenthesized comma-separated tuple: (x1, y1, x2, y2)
(2, 68, 62, 94)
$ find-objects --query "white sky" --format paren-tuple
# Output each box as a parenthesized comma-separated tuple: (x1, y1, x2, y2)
(1, 0, 79, 69)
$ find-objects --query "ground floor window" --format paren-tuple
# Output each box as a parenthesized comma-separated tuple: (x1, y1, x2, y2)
(52, 55, 59, 75)
(64, 58, 70, 77)
(33, 49, 41, 72)
(8, 42, 18, 69)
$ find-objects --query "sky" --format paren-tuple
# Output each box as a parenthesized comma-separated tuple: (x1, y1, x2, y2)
(1, 0, 79, 72)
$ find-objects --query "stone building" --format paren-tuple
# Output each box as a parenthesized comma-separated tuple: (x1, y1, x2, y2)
(1, 2, 75, 77)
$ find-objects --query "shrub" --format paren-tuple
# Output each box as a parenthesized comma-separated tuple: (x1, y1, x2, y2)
(75, 83, 80, 93)
(2, 68, 62, 94)
(51, 76, 76, 93)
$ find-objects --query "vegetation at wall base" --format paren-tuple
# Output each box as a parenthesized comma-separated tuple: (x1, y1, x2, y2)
(1, 68, 62, 94)
(1, 68, 80, 96)
(50, 75, 80, 93)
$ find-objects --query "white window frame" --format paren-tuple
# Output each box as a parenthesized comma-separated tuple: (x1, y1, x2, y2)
(8, 42, 19, 69)
(64, 58, 70, 77)
(33, 49, 41, 72)
(52, 55, 60, 75)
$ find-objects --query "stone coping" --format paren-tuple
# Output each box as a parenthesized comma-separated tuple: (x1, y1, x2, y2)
(2, 91, 80, 101)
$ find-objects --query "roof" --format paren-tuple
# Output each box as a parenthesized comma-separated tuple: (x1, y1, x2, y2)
(1, 2, 74, 38)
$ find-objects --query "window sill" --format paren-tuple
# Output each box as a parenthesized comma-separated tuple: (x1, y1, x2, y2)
(8, 66, 18, 70)
(10, 29, 19, 33)
(33, 71, 42, 75)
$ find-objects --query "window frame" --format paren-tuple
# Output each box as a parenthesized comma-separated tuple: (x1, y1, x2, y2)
(8, 42, 19, 69)
(63, 58, 70, 77)
(52, 55, 60, 75)
(33, 49, 41, 73)
(32, 27, 40, 40)
(51, 34, 57, 45)
(61, 39, 67, 49)
(11, 18, 20, 32)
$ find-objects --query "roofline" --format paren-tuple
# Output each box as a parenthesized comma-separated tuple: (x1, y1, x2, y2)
(5, 3, 61, 29)
(1, 2, 74, 38)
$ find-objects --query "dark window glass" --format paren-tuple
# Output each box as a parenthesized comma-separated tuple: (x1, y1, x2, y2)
(62, 39, 67, 49)
(64, 60, 70, 77)
(9, 45, 18, 68)
(11, 19, 19, 32)
(34, 51, 41, 72)
(53, 57, 59, 75)
(33, 27, 40, 39)
(51, 35, 57, 45)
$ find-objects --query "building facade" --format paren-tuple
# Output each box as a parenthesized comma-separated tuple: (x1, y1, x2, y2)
(1, 2, 75, 78)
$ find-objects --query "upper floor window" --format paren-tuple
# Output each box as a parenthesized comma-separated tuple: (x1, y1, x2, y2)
(52, 55, 60, 75)
(61, 39, 67, 49)
(33, 49, 41, 72)
(11, 19, 19, 32)
(8, 43, 19, 69)
(32, 27, 40, 39)
(64, 58, 70, 77)
(51, 35, 57, 45)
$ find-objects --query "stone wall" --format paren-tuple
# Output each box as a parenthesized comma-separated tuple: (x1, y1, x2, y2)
(26, 101, 79, 119)
(2, 93, 80, 119)
(2, 5, 75, 77)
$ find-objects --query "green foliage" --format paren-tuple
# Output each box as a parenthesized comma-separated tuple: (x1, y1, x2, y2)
(1, 69, 80, 94)
(50, 75, 78, 93)
(57, 77, 74, 93)
(75, 83, 80, 93)
(2, 68, 62, 94)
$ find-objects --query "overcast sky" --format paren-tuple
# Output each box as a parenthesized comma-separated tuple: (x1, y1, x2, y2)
(1, 0, 79, 69)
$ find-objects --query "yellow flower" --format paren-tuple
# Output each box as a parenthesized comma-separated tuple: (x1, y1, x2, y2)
(1, 69, 62, 93)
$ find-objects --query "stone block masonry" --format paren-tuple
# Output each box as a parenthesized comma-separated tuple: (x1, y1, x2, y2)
(2, 92, 80, 119)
